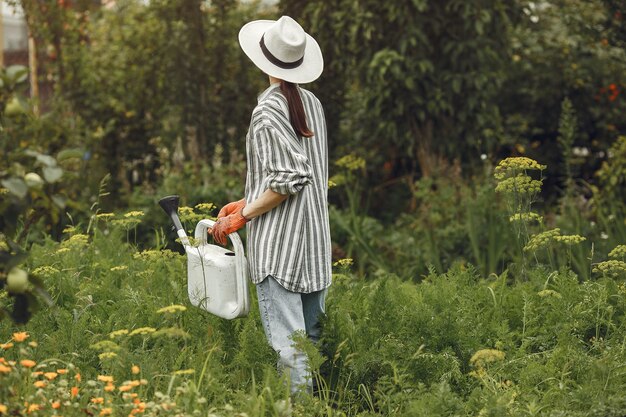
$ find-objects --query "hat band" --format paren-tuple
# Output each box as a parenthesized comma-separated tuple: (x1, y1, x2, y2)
(259, 35, 304, 69)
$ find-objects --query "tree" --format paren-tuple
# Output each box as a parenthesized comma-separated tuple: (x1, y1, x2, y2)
(282, 0, 516, 181)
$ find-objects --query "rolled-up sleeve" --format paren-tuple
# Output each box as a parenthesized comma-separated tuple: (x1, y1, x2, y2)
(254, 127, 312, 195)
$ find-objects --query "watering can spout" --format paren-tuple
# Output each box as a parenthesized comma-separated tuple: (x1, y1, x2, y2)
(158, 195, 190, 246)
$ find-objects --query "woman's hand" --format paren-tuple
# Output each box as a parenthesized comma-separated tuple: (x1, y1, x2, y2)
(211, 210, 248, 246)
(218, 199, 246, 218)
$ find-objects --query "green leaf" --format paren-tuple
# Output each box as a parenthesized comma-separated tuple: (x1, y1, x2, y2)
(57, 149, 84, 161)
(1, 177, 28, 199)
(43, 166, 63, 183)
(5, 65, 28, 84)
(36, 154, 58, 167)
(51, 194, 67, 209)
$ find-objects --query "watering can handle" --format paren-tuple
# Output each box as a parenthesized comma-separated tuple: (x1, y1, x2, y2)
(194, 219, 245, 257)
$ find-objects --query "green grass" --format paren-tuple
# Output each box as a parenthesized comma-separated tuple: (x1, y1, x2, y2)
(2, 217, 626, 416)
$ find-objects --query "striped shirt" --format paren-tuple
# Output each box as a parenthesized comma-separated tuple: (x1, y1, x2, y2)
(244, 82, 332, 293)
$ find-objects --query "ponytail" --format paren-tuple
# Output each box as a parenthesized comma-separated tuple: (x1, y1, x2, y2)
(279, 80, 314, 138)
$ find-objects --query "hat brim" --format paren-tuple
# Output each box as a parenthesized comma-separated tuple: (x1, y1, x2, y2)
(238, 20, 323, 84)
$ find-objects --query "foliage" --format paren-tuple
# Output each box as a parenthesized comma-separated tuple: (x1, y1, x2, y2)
(501, 0, 626, 195)
(2, 218, 626, 415)
(282, 0, 515, 180)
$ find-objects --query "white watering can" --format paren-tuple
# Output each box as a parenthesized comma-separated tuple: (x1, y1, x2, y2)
(159, 195, 250, 319)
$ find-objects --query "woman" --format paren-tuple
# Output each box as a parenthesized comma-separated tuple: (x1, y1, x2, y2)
(211, 16, 331, 394)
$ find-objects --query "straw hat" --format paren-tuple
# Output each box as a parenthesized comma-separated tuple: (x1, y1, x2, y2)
(238, 16, 323, 84)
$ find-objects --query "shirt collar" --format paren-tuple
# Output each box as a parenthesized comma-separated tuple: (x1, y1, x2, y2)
(257, 82, 281, 103)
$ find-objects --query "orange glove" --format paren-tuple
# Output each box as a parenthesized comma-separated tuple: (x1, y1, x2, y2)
(212, 209, 248, 246)
(218, 199, 246, 219)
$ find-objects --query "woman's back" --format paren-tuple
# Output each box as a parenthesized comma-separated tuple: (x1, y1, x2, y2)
(244, 83, 331, 293)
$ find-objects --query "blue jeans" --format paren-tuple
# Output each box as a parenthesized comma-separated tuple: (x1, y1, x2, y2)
(256, 276, 327, 394)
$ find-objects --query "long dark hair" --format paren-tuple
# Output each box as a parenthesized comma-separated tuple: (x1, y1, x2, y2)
(279, 80, 314, 138)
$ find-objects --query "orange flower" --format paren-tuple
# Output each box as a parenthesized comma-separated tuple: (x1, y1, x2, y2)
(128, 380, 141, 388)
(32, 371, 43, 377)
(20, 360, 36, 368)
(97, 375, 113, 383)
(119, 385, 132, 392)
(90, 397, 104, 404)
(100, 408, 113, 416)
(0, 358, 6, 364)
(75, 373, 82, 382)
(0, 365, 11, 374)
(12, 332, 29, 342)
(57, 369, 68, 374)
(0, 404, 7, 414)
(0, 343, 14, 350)
(33, 381, 47, 389)
(44, 372, 58, 380)
(104, 383, 115, 392)
(27, 404, 40, 413)
(71, 386, 79, 397)
(51, 401, 61, 409)
(131, 365, 140, 375)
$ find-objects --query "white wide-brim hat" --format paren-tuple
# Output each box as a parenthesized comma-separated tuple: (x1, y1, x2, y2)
(238, 16, 323, 84)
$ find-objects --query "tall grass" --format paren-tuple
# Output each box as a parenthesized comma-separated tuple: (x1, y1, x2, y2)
(1, 201, 626, 415)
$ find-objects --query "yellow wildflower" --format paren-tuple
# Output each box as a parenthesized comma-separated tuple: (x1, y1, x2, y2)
(100, 408, 113, 416)
(28, 341, 38, 348)
(32, 266, 60, 277)
(110, 265, 128, 271)
(333, 258, 354, 268)
(335, 154, 366, 171)
(61, 234, 89, 249)
(156, 305, 187, 314)
(0, 364, 12, 373)
(470, 349, 505, 368)
(608, 245, 626, 259)
(129, 327, 157, 336)
(593, 260, 626, 277)
(538, 289, 562, 298)
(96, 213, 115, 219)
(90, 340, 120, 351)
(109, 329, 129, 339)
(44, 372, 58, 380)
(495, 174, 542, 195)
(27, 404, 40, 413)
(104, 383, 116, 392)
(12, 332, 29, 342)
(554, 234, 586, 245)
(524, 228, 561, 252)
(20, 359, 36, 368)
(195, 203, 216, 212)
(33, 381, 47, 388)
(494, 157, 546, 180)
(0, 343, 13, 350)
(97, 375, 114, 383)
(124, 211, 145, 218)
(173, 369, 195, 375)
(99, 352, 118, 360)
(131, 365, 140, 375)
(91, 397, 104, 404)
(0, 404, 7, 414)
(509, 212, 543, 224)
